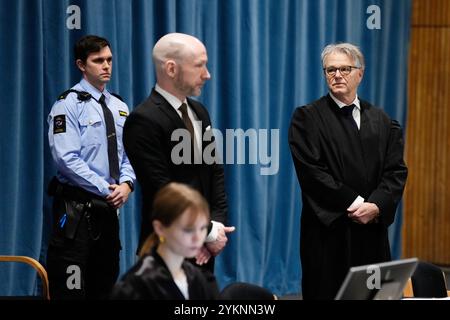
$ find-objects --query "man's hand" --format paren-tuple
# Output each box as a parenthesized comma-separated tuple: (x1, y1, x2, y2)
(106, 183, 132, 209)
(205, 225, 235, 257)
(347, 202, 380, 224)
(195, 246, 212, 265)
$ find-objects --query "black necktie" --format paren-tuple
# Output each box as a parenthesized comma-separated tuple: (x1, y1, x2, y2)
(341, 104, 358, 130)
(179, 103, 197, 147)
(99, 94, 120, 182)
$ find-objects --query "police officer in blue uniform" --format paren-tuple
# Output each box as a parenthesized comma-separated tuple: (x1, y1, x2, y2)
(46, 35, 135, 299)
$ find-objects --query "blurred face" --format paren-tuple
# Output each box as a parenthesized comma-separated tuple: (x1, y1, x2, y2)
(323, 52, 363, 104)
(76, 46, 112, 91)
(174, 44, 211, 97)
(159, 208, 209, 259)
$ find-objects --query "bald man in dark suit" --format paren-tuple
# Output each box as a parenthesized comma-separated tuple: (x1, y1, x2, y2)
(124, 33, 234, 271)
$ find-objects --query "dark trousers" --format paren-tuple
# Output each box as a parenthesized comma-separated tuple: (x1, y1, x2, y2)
(46, 196, 121, 300)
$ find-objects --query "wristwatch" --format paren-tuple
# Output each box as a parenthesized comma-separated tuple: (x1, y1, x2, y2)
(124, 180, 134, 192)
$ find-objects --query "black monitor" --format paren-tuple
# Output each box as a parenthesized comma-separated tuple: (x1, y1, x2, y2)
(335, 258, 418, 300)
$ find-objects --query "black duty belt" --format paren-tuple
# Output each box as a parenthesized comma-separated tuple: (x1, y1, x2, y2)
(48, 177, 111, 240)
(47, 176, 106, 205)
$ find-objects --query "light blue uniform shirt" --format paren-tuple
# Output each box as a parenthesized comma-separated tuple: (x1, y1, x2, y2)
(48, 79, 135, 197)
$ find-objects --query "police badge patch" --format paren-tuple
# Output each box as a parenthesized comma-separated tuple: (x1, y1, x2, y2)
(53, 115, 66, 134)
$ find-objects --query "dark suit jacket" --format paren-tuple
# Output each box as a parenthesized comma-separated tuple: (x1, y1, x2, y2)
(123, 89, 228, 249)
(288, 94, 408, 299)
(110, 248, 219, 300)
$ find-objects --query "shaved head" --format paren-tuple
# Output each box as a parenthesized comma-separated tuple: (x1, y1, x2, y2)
(153, 33, 205, 72)
(152, 33, 210, 101)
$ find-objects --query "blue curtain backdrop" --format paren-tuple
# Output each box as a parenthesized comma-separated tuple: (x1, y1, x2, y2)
(0, 0, 411, 296)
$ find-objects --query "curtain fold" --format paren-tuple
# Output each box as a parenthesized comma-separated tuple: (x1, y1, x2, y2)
(0, 0, 411, 296)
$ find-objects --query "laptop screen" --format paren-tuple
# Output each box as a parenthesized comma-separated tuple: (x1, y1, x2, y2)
(335, 258, 418, 300)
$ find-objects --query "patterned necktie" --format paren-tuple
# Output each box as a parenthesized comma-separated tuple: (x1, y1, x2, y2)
(99, 94, 120, 182)
(341, 104, 358, 130)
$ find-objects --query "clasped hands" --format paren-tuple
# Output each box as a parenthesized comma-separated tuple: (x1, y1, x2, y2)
(195, 223, 236, 265)
(106, 183, 132, 209)
(347, 202, 380, 224)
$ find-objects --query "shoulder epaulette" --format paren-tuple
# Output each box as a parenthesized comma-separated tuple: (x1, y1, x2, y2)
(111, 92, 124, 102)
(57, 89, 92, 101)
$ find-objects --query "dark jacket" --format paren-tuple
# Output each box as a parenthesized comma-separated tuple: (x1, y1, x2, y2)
(110, 249, 219, 300)
(123, 89, 228, 250)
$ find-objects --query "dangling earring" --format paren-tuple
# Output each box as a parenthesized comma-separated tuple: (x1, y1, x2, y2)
(159, 235, 165, 243)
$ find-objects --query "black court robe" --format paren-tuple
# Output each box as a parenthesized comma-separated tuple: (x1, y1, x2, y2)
(110, 249, 219, 300)
(288, 94, 408, 300)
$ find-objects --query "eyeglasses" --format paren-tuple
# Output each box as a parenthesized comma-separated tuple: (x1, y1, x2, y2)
(323, 66, 360, 77)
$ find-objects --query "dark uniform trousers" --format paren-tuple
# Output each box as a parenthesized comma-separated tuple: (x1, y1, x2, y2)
(46, 179, 121, 299)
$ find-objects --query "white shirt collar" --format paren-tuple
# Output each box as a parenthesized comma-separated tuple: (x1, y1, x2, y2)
(329, 92, 361, 110)
(155, 84, 187, 112)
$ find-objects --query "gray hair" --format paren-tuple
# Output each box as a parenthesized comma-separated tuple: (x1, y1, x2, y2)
(321, 43, 365, 69)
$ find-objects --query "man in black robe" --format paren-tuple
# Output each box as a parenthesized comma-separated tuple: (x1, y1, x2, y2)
(288, 43, 408, 300)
